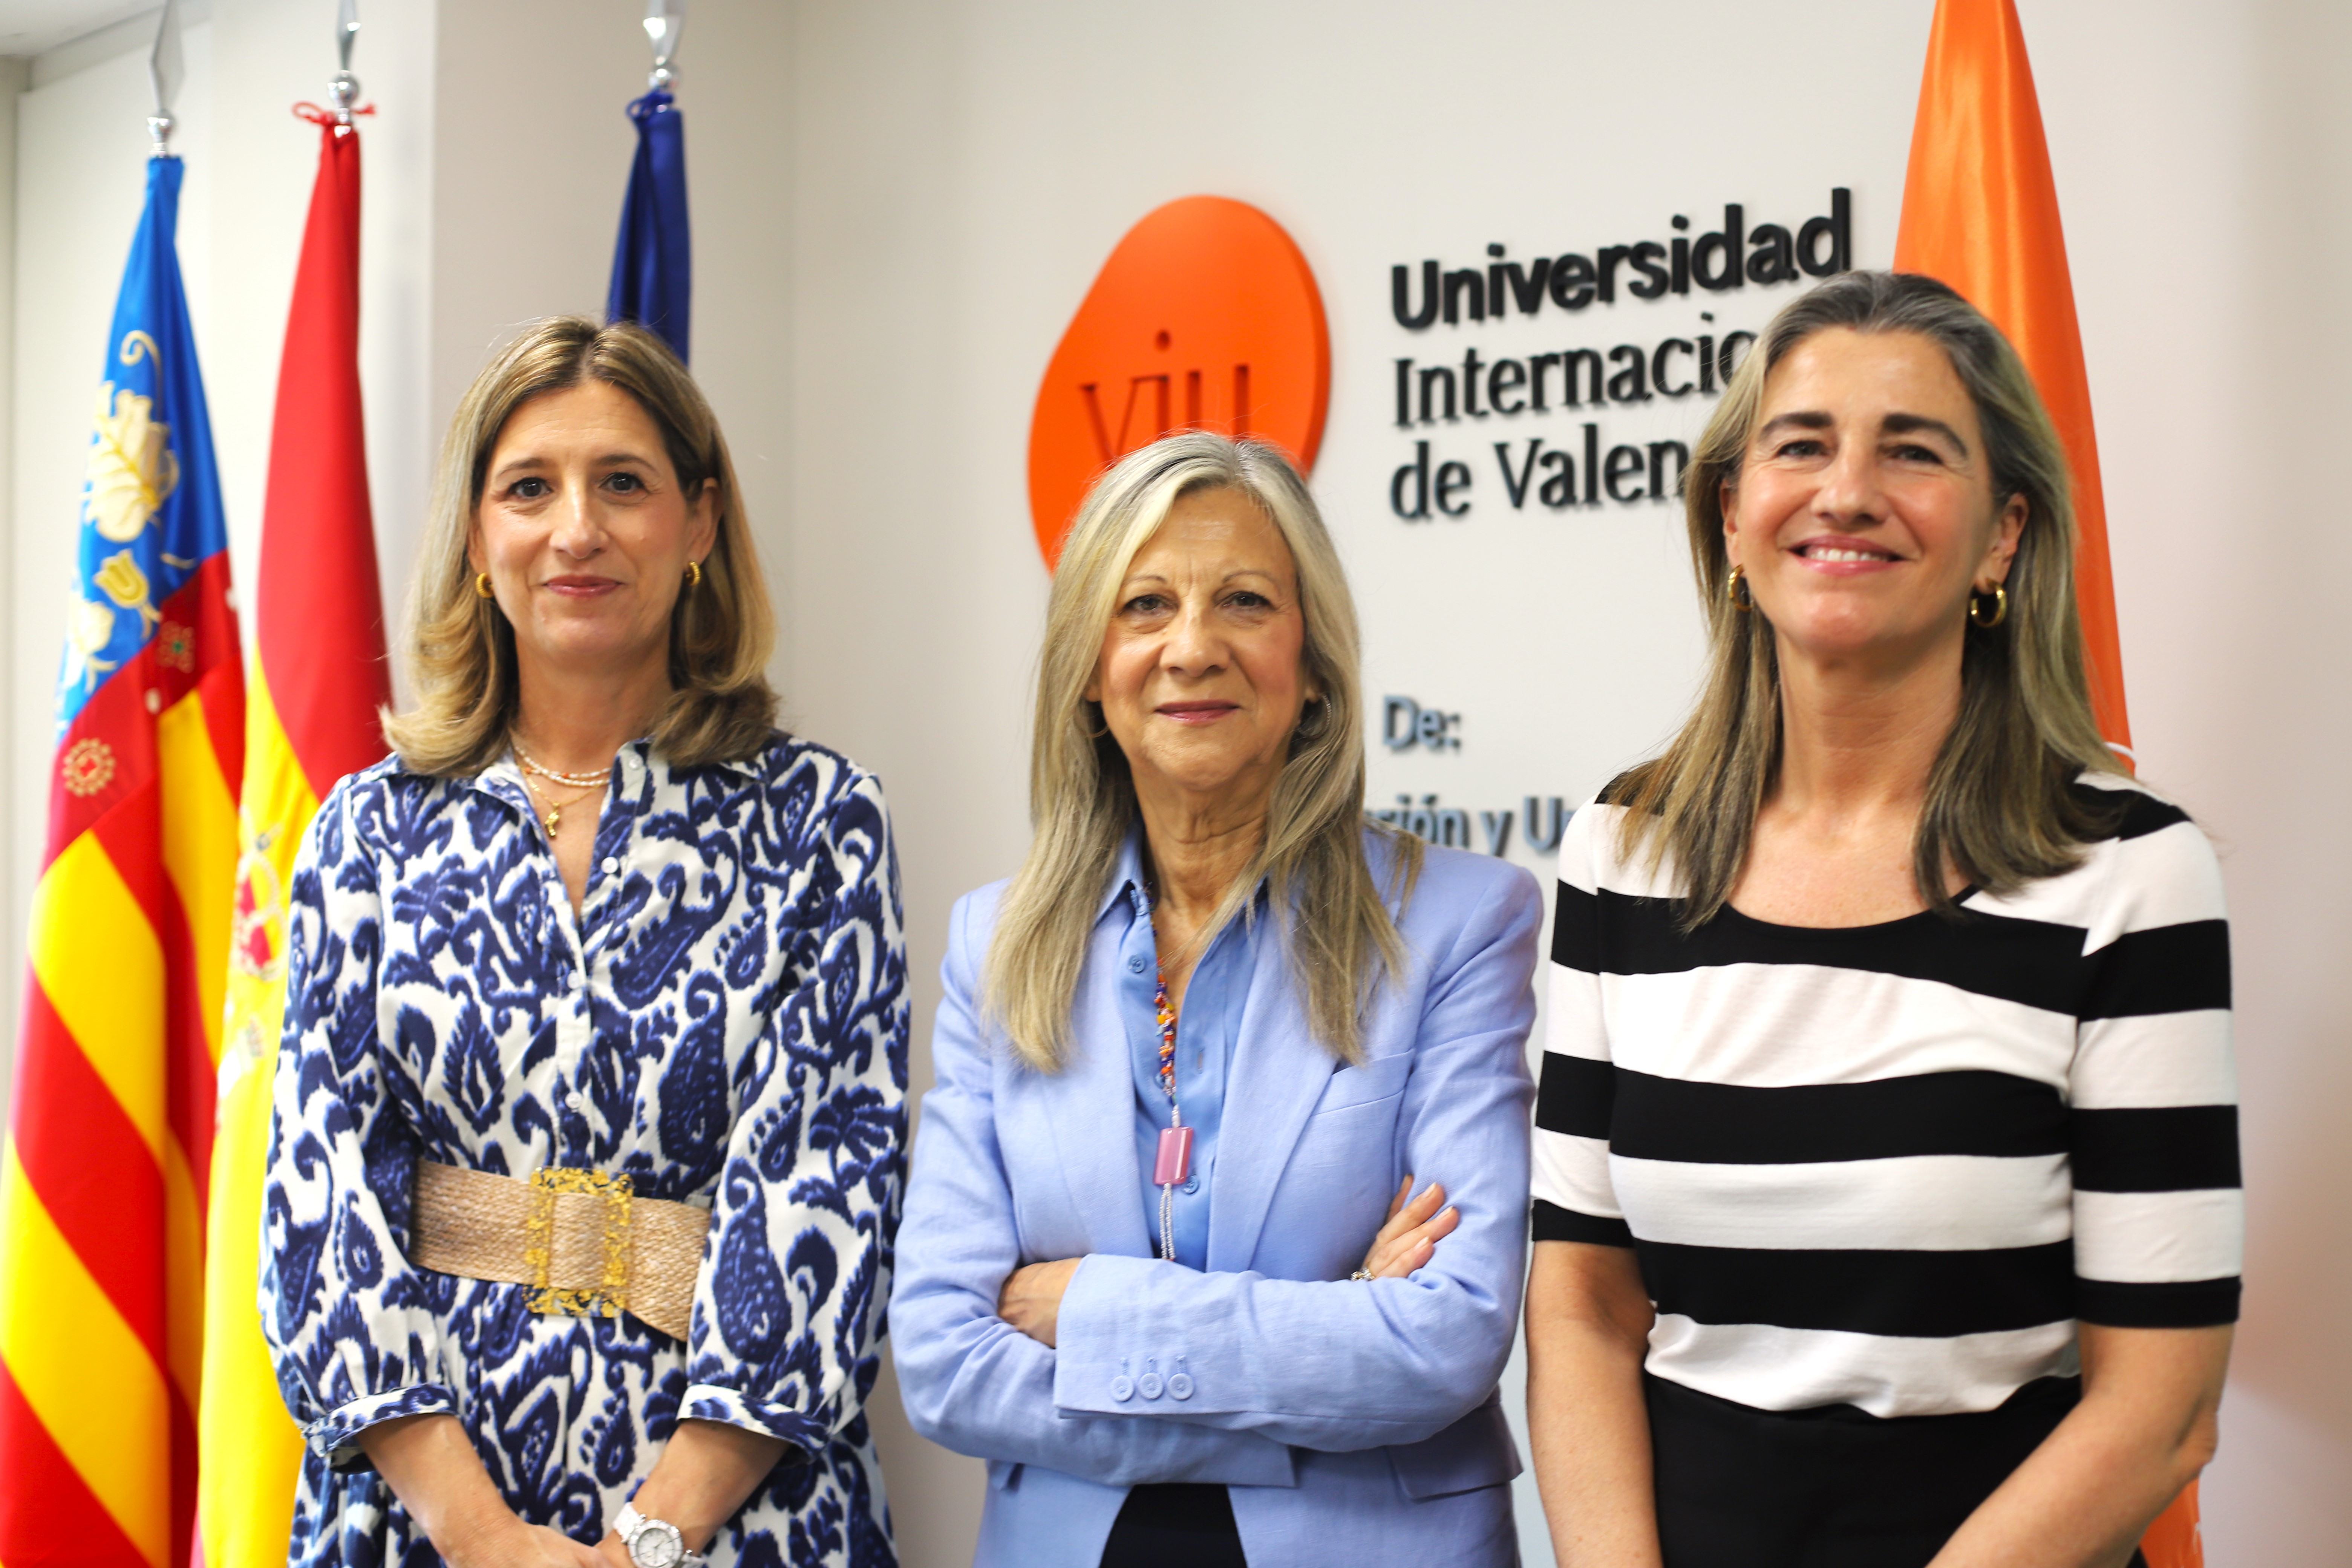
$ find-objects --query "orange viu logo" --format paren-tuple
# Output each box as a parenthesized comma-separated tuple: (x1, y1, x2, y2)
(1026, 196, 1330, 566)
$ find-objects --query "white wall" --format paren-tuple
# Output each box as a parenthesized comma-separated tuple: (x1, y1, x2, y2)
(2, 3, 2346, 1565)
(2061, 5, 2352, 1559)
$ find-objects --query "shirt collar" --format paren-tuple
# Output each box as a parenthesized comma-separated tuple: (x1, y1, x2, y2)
(610, 735, 771, 783)
(432, 733, 769, 798)
(1095, 820, 1275, 924)
(1101, 823, 1152, 922)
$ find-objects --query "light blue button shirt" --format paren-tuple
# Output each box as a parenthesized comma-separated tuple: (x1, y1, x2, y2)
(1106, 831, 1250, 1272)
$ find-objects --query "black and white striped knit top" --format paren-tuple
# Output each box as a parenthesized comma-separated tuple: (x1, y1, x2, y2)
(1531, 773, 2240, 1418)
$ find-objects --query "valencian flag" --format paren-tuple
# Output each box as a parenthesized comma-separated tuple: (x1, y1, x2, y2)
(608, 84, 691, 361)
(1894, 0, 2132, 761)
(194, 109, 389, 1568)
(0, 151, 245, 1568)
(1896, 3, 2191, 1562)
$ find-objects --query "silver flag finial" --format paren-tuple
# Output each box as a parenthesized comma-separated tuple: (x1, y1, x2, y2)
(330, 0, 361, 123)
(643, 0, 684, 91)
(147, 0, 184, 155)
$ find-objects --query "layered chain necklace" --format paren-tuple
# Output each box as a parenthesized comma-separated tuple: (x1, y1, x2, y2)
(513, 743, 612, 837)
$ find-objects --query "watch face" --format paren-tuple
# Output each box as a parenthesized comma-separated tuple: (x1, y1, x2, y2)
(631, 1521, 685, 1568)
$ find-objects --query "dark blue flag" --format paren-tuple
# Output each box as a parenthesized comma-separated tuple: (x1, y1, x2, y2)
(608, 88, 691, 363)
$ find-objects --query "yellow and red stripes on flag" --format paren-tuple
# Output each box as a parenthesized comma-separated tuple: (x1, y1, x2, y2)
(0, 556, 242, 1568)
(195, 662, 314, 1568)
(196, 114, 389, 1568)
(1897, 2, 2189, 1560)
(1893, 0, 2132, 760)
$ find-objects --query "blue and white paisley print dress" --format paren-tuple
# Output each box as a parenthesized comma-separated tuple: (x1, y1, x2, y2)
(260, 733, 907, 1567)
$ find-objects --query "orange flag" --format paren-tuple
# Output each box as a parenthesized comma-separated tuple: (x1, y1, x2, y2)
(1893, 0, 2133, 763)
(1897, 6, 2191, 1560)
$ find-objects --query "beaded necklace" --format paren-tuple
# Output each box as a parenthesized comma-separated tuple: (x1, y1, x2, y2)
(1153, 969, 1178, 1100)
(512, 744, 612, 790)
(1150, 963, 1191, 1262)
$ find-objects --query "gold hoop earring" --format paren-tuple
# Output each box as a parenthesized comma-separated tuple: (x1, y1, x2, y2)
(474, 572, 495, 600)
(1969, 584, 2009, 628)
(1726, 564, 1753, 612)
(684, 559, 703, 590)
(1083, 702, 1111, 741)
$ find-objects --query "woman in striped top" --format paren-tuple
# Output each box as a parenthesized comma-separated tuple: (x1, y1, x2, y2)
(1525, 273, 2237, 1568)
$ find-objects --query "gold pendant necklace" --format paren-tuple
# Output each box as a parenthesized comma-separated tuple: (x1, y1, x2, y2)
(522, 773, 598, 836)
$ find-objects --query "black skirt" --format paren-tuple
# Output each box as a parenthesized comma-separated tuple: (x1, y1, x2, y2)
(1098, 1483, 1249, 1568)
(1647, 1373, 2147, 1568)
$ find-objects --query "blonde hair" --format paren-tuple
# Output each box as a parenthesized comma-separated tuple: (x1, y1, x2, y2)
(1616, 271, 2124, 925)
(986, 432, 1419, 1070)
(382, 316, 777, 775)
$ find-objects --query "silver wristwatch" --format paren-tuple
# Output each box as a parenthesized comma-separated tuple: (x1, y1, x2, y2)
(614, 1503, 707, 1568)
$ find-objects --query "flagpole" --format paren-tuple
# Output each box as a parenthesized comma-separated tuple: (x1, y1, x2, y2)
(332, 0, 359, 126)
(147, 0, 182, 157)
(645, 0, 684, 92)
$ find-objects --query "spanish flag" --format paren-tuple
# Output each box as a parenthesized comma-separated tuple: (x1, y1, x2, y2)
(194, 111, 389, 1567)
(0, 151, 245, 1568)
(1896, 4, 2188, 1561)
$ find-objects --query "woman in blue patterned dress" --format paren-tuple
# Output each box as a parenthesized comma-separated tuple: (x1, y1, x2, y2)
(261, 318, 907, 1568)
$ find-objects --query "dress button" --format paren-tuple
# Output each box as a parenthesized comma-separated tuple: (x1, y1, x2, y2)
(1138, 1372, 1164, 1400)
(565, 1090, 586, 1112)
(1182, 1176, 1199, 1195)
(1127, 955, 1146, 974)
(1110, 1376, 1134, 1403)
(1168, 1372, 1194, 1400)
(601, 857, 619, 874)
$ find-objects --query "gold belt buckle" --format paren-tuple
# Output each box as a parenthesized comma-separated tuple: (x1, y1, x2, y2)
(523, 1166, 633, 1320)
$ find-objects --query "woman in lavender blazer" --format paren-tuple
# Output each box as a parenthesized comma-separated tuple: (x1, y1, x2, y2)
(891, 434, 1538, 1568)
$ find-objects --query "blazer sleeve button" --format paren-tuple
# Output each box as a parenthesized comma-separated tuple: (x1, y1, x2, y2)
(1138, 1372, 1164, 1400)
(1167, 1372, 1194, 1400)
(1110, 1376, 1135, 1402)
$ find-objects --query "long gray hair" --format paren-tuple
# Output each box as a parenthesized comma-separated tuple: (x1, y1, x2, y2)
(1614, 271, 2124, 923)
(985, 432, 1419, 1070)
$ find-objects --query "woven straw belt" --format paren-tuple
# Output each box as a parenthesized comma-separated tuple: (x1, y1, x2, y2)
(408, 1160, 710, 1341)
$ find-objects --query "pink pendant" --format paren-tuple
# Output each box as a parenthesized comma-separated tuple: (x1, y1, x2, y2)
(1154, 1125, 1194, 1187)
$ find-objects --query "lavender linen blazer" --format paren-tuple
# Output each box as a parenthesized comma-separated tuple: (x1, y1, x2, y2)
(891, 836, 1540, 1568)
